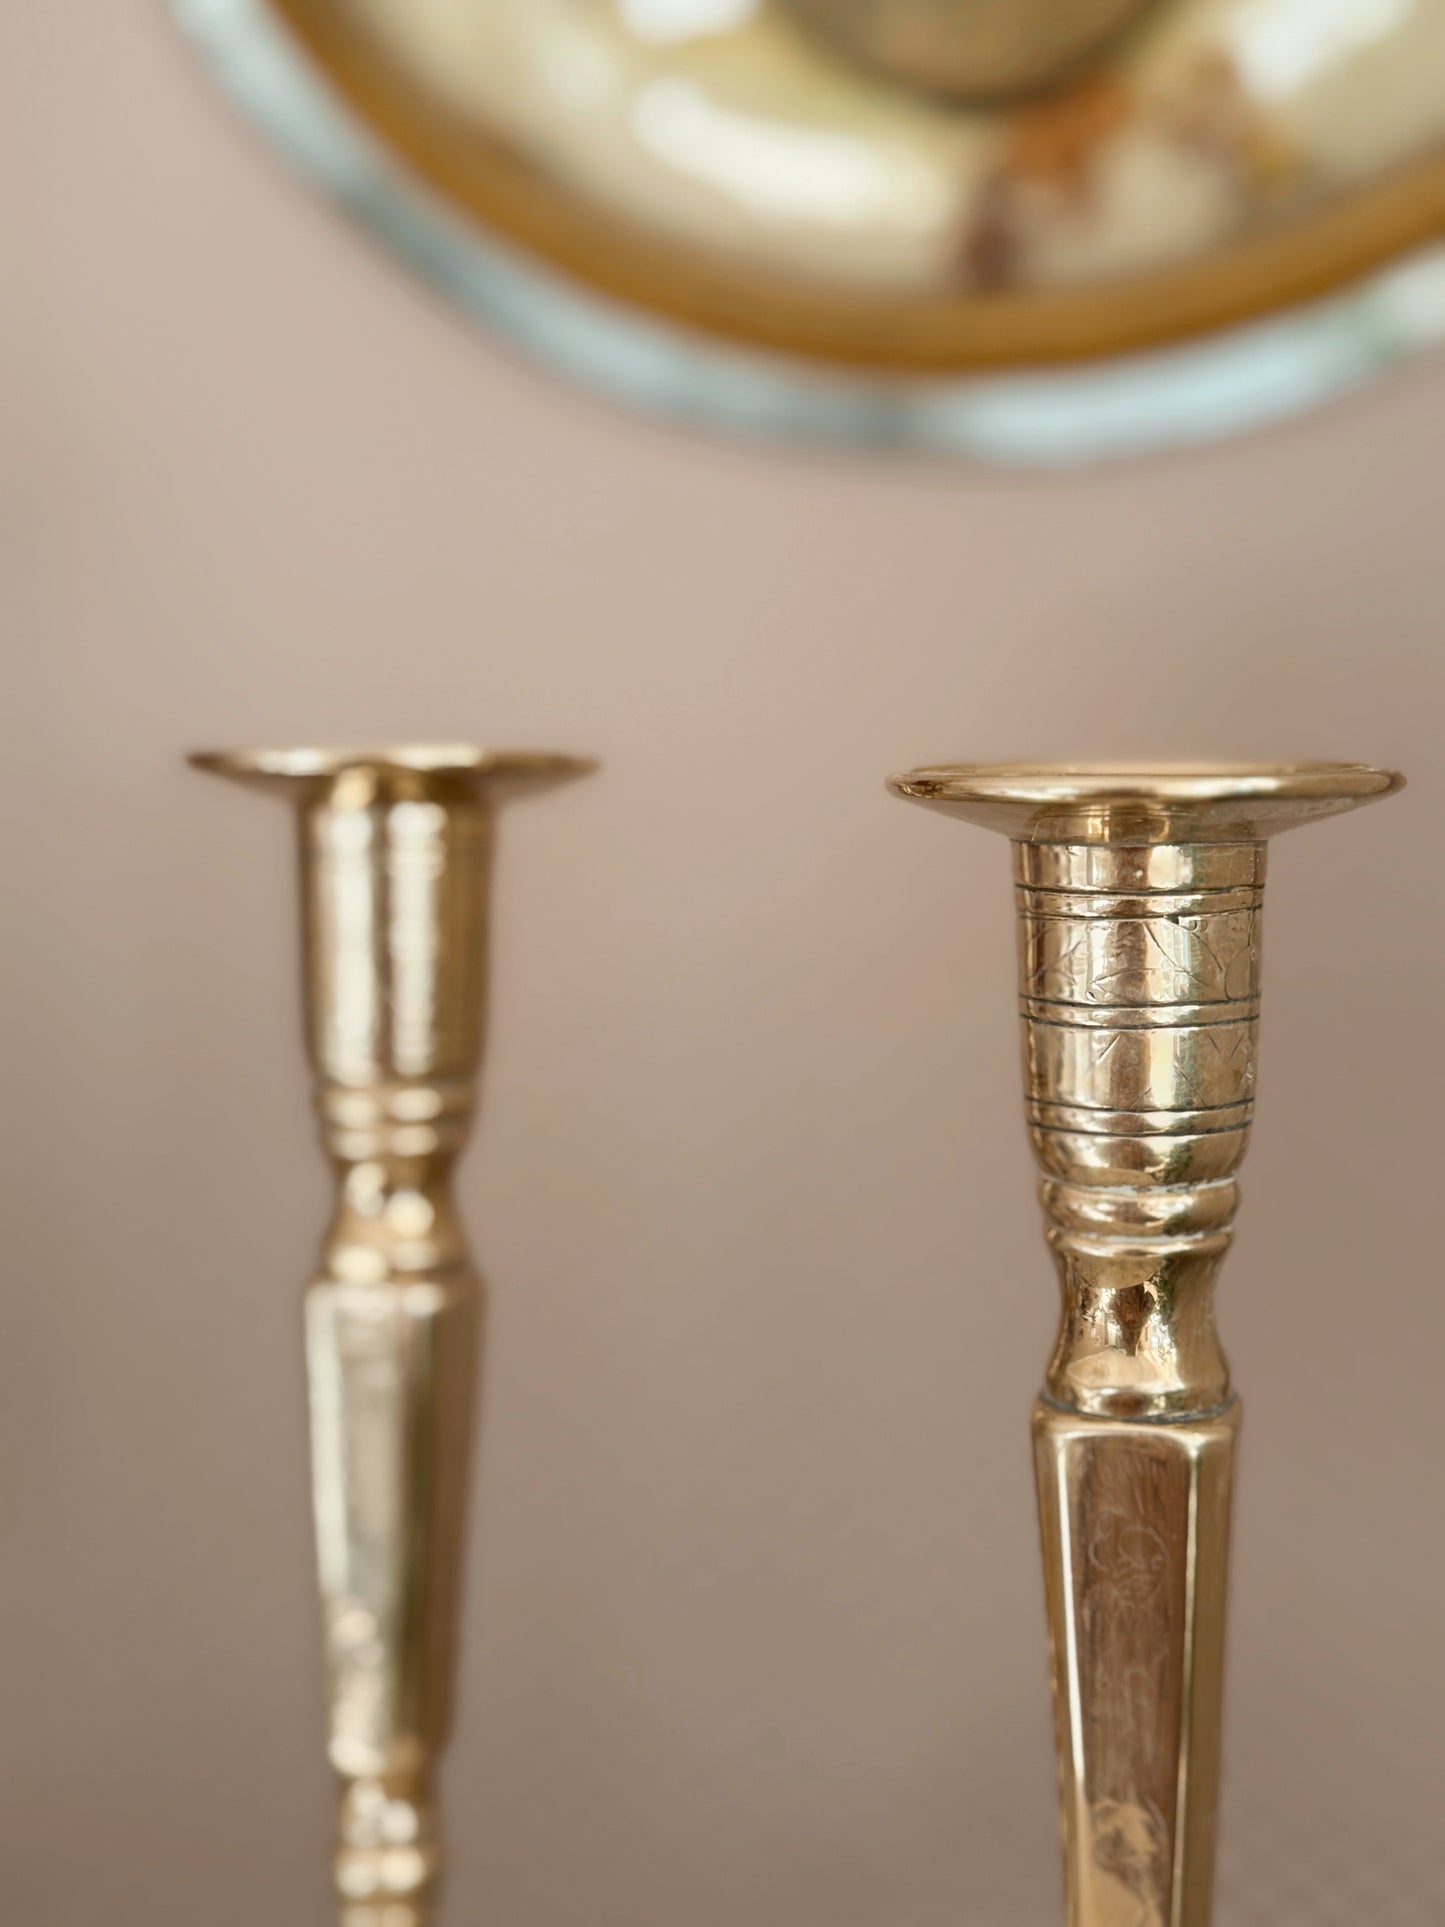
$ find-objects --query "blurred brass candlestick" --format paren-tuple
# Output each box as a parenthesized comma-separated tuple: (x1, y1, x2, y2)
(192, 744, 591, 1915)
(887, 763, 1402, 1927)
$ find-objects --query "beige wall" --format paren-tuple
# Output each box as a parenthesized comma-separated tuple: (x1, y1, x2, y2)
(7, 7, 1444, 1924)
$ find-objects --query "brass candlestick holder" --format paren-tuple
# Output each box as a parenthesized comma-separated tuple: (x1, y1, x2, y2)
(887, 763, 1402, 1927)
(192, 744, 591, 1919)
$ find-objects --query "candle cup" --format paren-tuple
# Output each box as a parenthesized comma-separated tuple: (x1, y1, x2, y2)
(192, 744, 592, 1913)
(887, 762, 1402, 1927)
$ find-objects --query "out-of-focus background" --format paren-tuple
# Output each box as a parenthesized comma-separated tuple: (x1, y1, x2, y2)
(5, 6, 1443, 1925)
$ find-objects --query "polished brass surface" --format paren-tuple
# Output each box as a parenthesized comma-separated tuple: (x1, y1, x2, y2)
(783, 0, 1159, 103)
(888, 763, 1402, 1927)
(227, 0, 1445, 373)
(192, 744, 591, 1912)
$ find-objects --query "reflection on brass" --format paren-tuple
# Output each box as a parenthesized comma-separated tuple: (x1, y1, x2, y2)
(192, 744, 592, 1913)
(888, 764, 1402, 1926)
(341, 1906, 429, 1927)
(783, 0, 1158, 103)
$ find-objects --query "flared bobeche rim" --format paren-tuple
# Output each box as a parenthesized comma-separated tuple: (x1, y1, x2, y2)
(891, 762, 1401, 802)
(189, 745, 595, 792)
(887, 762, 1404, 841)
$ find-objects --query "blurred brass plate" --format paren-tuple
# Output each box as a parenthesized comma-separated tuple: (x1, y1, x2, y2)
(267, 0, 1445, 371)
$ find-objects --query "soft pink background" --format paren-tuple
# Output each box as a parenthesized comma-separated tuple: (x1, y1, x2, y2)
(6, 7, 1444, 1924)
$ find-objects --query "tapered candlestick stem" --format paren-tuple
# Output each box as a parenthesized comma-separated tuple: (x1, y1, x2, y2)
(193, 745, 591, 1911)
(888, 763, 1401, 1927)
